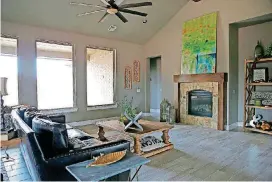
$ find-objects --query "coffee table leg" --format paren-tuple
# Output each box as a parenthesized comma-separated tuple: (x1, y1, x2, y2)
(133, 136, 142, 155)
(162, 129, 170, 144)
(97, 126, 108, 142)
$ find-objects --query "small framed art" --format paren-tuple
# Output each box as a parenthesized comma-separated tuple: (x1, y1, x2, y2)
(252, 68, 268, 82)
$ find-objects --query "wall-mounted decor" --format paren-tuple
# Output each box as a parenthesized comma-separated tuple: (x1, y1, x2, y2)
(124, 66, 132, 89)
(181, 12, 217, 74)
(133, 60, 140, 82)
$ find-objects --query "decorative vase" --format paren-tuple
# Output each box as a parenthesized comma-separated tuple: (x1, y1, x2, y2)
(254, 99, 262, 106)
(254, 41, 264, 59)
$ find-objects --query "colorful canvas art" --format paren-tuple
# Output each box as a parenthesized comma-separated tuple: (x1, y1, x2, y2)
(181, 12, 217, 74)
(133, 60, 140, 82)
(124, 66, 132, 89)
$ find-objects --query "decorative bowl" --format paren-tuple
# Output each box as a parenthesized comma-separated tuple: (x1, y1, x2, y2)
(86, 150, 127, 167)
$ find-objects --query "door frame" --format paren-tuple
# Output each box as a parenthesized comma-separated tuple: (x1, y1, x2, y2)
(145, 56, 162, 113)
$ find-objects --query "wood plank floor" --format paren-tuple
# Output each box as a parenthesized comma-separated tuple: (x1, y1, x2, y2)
(1, 123, 272, 181)
(79, 124, 272, 181)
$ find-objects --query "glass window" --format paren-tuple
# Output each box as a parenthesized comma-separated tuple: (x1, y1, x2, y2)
(86, 47, 115, 106)
(36, 41, 73, 110)
(0, 37, 18, 106)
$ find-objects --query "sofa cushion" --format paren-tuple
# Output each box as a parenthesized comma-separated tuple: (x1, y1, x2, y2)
(32, 115, 69, 154)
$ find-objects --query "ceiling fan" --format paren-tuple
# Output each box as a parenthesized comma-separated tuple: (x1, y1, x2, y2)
(70, 0, 152, 23)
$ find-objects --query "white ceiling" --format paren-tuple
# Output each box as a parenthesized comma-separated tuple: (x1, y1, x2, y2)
(1, 0, 189, 44)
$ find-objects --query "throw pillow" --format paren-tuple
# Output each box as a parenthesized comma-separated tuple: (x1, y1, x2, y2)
(24, 107, 39, 128)
(140, 136, 165, 152)
(32, 115, 69, 151)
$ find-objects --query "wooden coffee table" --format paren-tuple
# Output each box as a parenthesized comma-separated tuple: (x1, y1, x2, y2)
(96, 120, 174, 157)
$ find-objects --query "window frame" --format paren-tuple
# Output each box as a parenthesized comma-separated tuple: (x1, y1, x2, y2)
(1, 34, 19, 106)
(85, 46, 117, 109)
(35, 39, 77, 111)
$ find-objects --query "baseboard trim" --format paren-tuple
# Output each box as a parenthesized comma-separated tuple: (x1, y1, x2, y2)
(142, 112, 152, 116)
(224, 122, 243, 131)
(150, 109, 160, 113)
(69, 117, 119, 127)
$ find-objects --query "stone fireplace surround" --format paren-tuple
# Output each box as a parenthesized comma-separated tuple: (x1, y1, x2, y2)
(174, 73, 227, 131)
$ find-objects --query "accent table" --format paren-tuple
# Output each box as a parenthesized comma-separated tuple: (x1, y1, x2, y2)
(96, 120, 174, 157)
(66, 151, 150, 181)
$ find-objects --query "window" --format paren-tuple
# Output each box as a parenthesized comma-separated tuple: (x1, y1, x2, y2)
(36, 41, 74, 110)
(86, 47, 116, 106)
(0, 37, 18, 106)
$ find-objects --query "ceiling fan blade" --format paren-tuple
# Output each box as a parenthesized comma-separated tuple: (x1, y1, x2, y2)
(101, 0, 110, 6)
(116, 12, 128, 23)
(119, 9, 147, 17)
(98, 12, 109, 23)
(119, 2, 152, 9)
(77, 9, 106, 17)
(70, 2, 106, 9)
(114, 0, 125, 5)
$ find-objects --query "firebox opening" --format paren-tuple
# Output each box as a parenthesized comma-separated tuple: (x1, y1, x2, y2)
(188, 90, 213, 118)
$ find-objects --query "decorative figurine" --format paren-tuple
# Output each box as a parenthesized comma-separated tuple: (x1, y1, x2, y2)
(249, 114, 262, 128)
(261, 121, 272, 131)
(124, 111, 143, 131)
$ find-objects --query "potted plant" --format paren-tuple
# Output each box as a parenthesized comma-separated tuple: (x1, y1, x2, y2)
(264, 43, 272, 58)
(118, 96, 137, 125)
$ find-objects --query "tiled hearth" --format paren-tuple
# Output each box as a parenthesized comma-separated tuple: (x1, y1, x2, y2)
(174, 73, 227, 130)
(180, 82, 219, 129)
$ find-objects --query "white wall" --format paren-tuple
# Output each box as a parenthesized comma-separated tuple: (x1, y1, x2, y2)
(144, 0, 272, 126)
(238, 21, 272, 123)
(1, 21, 146, 122)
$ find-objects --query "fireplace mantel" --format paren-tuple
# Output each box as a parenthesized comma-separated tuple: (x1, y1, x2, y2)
(173, 73, 228, 131)
(174, 73, 228, 83)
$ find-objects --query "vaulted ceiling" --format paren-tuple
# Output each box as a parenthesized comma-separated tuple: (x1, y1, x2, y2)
(1, 0, 189, 44)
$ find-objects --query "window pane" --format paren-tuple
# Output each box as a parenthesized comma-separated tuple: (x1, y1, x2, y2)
(0, 37, 18, 106)
(87, 48, 114, 106)
(36, 42, 73, 110)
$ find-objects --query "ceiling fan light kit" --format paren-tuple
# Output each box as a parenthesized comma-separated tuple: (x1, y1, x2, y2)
(70, 0, 152, 23)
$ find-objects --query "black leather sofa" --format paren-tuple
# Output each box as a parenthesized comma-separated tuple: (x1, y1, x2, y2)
(11, 107, 130, 181)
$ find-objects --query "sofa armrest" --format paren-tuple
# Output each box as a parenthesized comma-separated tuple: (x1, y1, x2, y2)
(91, 140, 130, 157)
(43, 140, 130, 167)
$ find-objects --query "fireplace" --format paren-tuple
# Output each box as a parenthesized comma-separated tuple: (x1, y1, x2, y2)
(188, 90, 213, 117)
(174, 73, 227, 130)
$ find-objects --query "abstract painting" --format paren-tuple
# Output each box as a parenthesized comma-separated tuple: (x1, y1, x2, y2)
(124, 66, 132, 89)
(133, 60, 140, 82)
(181, 12, 217, 74)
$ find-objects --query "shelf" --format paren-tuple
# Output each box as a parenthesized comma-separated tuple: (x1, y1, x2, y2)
(244, 127, 272, 136)
(247, 82, 272, 86)
(246, 58, 272, 63)
(245, 105, 272, 110)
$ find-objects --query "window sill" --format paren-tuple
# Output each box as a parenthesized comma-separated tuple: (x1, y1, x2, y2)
(40, 107, 78, 115)
(87, 103, 118, 111)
